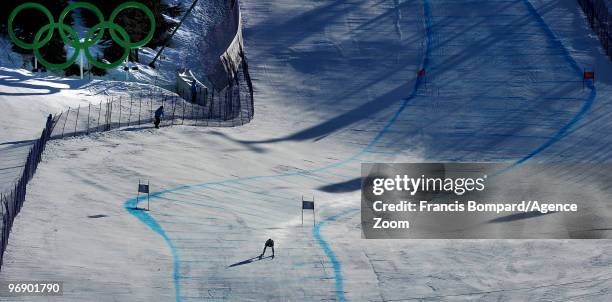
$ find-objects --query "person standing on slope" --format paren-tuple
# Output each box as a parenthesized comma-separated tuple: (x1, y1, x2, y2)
(259, 238, 274, 259)
(154, 106, 164, 128)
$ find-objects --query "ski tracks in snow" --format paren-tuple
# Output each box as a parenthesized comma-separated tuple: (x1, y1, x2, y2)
(124, 0, 600, 301)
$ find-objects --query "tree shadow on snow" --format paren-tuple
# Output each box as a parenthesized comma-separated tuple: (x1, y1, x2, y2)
(488, 211, 555, 223)
(0, 69, 86, 96)
(209, 80, 414, 148)
(318, 177, 361, 193)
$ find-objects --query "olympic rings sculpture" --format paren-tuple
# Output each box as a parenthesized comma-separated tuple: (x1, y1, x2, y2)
(8, 2, 155, 70)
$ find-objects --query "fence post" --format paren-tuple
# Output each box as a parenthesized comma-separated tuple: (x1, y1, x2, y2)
(138, 95, 142, 125)
(171, 97, 176, 125)
(86, 104, 91, 135)
(202, 101, 206, 125)
(74, 105, 80, 135)
(161, 97, 165, 127)
(108, 100, 112, 130)
(105, 101, 108, 130)
(182, 100, 186, 124)
(97, 101, 102, 132)
(61, 107, 70, 139)
(128, 96, 133, 126)
(118, 97, 122, 128)
(28, 143, 33, 176)
(37, 130, 44, 164)
(210, 90, 214, 123)
(191, 102, 195, 125)
(196, 103, 201, 126)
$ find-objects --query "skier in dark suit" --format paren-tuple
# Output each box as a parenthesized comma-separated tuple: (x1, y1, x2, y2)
(260, 238, 274, 259)
(154, 106, 164, 128)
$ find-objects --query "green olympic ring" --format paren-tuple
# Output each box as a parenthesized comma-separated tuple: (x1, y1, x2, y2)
(8, 2, 155, 70)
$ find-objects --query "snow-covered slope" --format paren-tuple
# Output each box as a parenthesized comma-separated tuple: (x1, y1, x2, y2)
(0, 65, 183, 192)
(0, 67, 102, 192)
(0, 68, 99, 142)
(2, 0, 612, 301)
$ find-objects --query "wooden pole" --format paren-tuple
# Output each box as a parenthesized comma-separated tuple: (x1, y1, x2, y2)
(108, 101, 112, 130)
(86, 104, 91, 135)
(61, 107, 70, 138)
(74, 105, 80, 134)
(118, 97, 122, 128)
(182, 101, 186, 124)
(128, 96, 133, 126)
(97, 101, 102, 131)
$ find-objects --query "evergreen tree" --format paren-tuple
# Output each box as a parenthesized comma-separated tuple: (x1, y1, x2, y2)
(80, 0, 181, 64)
(1, 0, 180, 75)
(1, 0, 71, 69)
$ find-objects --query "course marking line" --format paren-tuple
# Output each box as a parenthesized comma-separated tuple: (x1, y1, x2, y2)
(123, 0, 432, 300)
(123, 0, 595, 301)
(312, 209, 360, 302)
(504, 0, 596, 169)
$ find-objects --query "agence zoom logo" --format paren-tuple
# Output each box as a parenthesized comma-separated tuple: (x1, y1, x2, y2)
(8, 2, 155, 70)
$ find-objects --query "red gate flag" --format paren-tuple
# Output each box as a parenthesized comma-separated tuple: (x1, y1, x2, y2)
(417, 68, 426, 77)
(584, 71, 595, 80)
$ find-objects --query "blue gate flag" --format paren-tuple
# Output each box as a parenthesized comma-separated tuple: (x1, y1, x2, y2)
(302, 200, 314, 210)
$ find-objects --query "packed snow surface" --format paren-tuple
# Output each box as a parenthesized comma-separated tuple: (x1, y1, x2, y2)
(1, 0, 612, 301)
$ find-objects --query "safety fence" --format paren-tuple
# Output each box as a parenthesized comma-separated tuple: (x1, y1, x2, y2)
(175, 0, 254, 122)
(0, 73, 253, 268)
(175, 51, 254, 122)
(177, 69, 209, 106)
(206, 0, 245, 89)
(52, 75, 253, 139)
(0, 0, 254, 270)
(577, 0, 612, 59)
(0, 72, 253, 268)
(0, 115, 55, 269)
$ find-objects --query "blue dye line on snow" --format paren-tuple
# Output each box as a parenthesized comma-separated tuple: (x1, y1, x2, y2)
(311, 209, 360, 302)
(503, 0, 596, 169)
(125, 193, 183, 302)
(123, 0, 433, 300)
(123, 0, 594, 301)
(309, 1, 434, 301)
